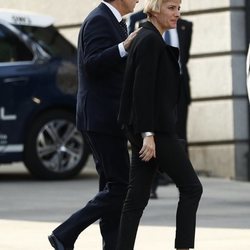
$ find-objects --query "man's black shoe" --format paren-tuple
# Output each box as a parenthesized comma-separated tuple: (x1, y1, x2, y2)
(48, 234, 73, 250)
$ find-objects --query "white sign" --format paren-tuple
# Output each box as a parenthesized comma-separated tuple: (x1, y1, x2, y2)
(0, 107, 17, 120)
(0, 9, 54, 27)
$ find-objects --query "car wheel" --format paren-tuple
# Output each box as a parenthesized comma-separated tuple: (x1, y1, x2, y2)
(24, 109, 90, 179)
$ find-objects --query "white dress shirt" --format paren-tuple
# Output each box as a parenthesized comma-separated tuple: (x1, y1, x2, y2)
(168, 28, 179, 48)
(102, 1, 127, 57)
(163, 28, 182, 74)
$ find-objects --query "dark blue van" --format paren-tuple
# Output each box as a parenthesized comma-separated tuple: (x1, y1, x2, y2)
(0, 9, 89, 179)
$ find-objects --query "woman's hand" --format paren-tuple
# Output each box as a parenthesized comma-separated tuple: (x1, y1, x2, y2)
(139, 136, 156, 162)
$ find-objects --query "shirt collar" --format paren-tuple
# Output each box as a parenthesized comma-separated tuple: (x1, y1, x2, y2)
(102, 1, 122, 22)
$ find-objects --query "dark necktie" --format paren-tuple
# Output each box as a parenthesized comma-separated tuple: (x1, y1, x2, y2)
(163, 31, 171, 45)
(119, 19, 128, 38)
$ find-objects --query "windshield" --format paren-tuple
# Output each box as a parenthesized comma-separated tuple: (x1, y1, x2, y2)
(15, 25, 76, 61)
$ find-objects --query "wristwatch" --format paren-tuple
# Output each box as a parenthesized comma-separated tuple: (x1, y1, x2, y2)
(141, 132, 155, 138)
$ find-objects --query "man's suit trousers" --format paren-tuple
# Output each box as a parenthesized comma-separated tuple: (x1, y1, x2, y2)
(53, 132, 130, 250)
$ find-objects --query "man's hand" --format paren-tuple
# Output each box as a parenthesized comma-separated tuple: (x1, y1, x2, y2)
(139, 136, 156, 162)
(123, 28, 141, 51)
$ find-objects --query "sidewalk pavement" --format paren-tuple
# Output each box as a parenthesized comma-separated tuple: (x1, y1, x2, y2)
(1, 219, 249, 250)
(0, 160, 250, 249)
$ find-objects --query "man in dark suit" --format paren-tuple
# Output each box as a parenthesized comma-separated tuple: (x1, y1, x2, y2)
(127, 9, 146, 34)
(175, 18, 192, 143)
(127, 10, 193, 199)
(48, 1, 139, 250)
(153, 19, 193, 198)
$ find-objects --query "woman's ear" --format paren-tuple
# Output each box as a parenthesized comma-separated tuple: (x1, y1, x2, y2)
(150, 11, 158, 18)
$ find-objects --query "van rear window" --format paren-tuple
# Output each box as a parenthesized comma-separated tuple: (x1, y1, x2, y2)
(15, 25, 76, 61)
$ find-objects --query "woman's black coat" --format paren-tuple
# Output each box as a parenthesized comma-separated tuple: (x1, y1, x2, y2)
(118, 21, 181, 135)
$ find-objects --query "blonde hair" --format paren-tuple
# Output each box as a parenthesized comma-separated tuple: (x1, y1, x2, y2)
(143, 0, 164, 14)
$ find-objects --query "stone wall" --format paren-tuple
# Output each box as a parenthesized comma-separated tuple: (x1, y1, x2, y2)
(182, 0, 248, 180)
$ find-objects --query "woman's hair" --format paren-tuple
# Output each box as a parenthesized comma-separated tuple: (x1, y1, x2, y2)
(144, 0, 164, 14)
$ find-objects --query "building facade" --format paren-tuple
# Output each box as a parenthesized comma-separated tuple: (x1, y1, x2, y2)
(0, 0, 249, 180)
(183, 0, 249, 181)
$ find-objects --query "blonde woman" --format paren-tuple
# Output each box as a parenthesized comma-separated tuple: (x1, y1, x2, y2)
(116, 0, 202, 249)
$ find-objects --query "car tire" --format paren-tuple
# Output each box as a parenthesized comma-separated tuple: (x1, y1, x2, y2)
(23, 109, 90, 180)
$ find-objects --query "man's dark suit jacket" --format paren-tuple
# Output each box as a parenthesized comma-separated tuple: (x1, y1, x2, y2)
(178, 18, 192, 105)
(76, 3, 127, 136)
(118, 21, 180, 135)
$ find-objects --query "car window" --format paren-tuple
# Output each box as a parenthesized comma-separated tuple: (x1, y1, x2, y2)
(0, 24, 33, 63)
(16, 25, 76, 61)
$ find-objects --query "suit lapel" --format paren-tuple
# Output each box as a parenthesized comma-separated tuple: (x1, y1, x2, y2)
(99, 3, 127, 40)
(166, 45, 180, 71)
(177, 20, 186, 53)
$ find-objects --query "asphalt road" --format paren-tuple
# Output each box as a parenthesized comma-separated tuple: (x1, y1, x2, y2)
(0, 157, 250, 250)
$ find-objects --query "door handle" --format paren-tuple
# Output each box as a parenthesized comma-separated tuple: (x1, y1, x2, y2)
(3, 77, 29, 85)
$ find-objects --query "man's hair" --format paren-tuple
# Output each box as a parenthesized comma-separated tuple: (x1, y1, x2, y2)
(103, 0, 115, 2)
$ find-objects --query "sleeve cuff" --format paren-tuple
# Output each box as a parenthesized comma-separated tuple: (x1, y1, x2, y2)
(141, 132, 155, 138)
(118, 42, 128, 58)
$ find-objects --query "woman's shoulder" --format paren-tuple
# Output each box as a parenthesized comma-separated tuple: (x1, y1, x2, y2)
(140, 26, 160, 39)
(134, 27, 162, 49)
